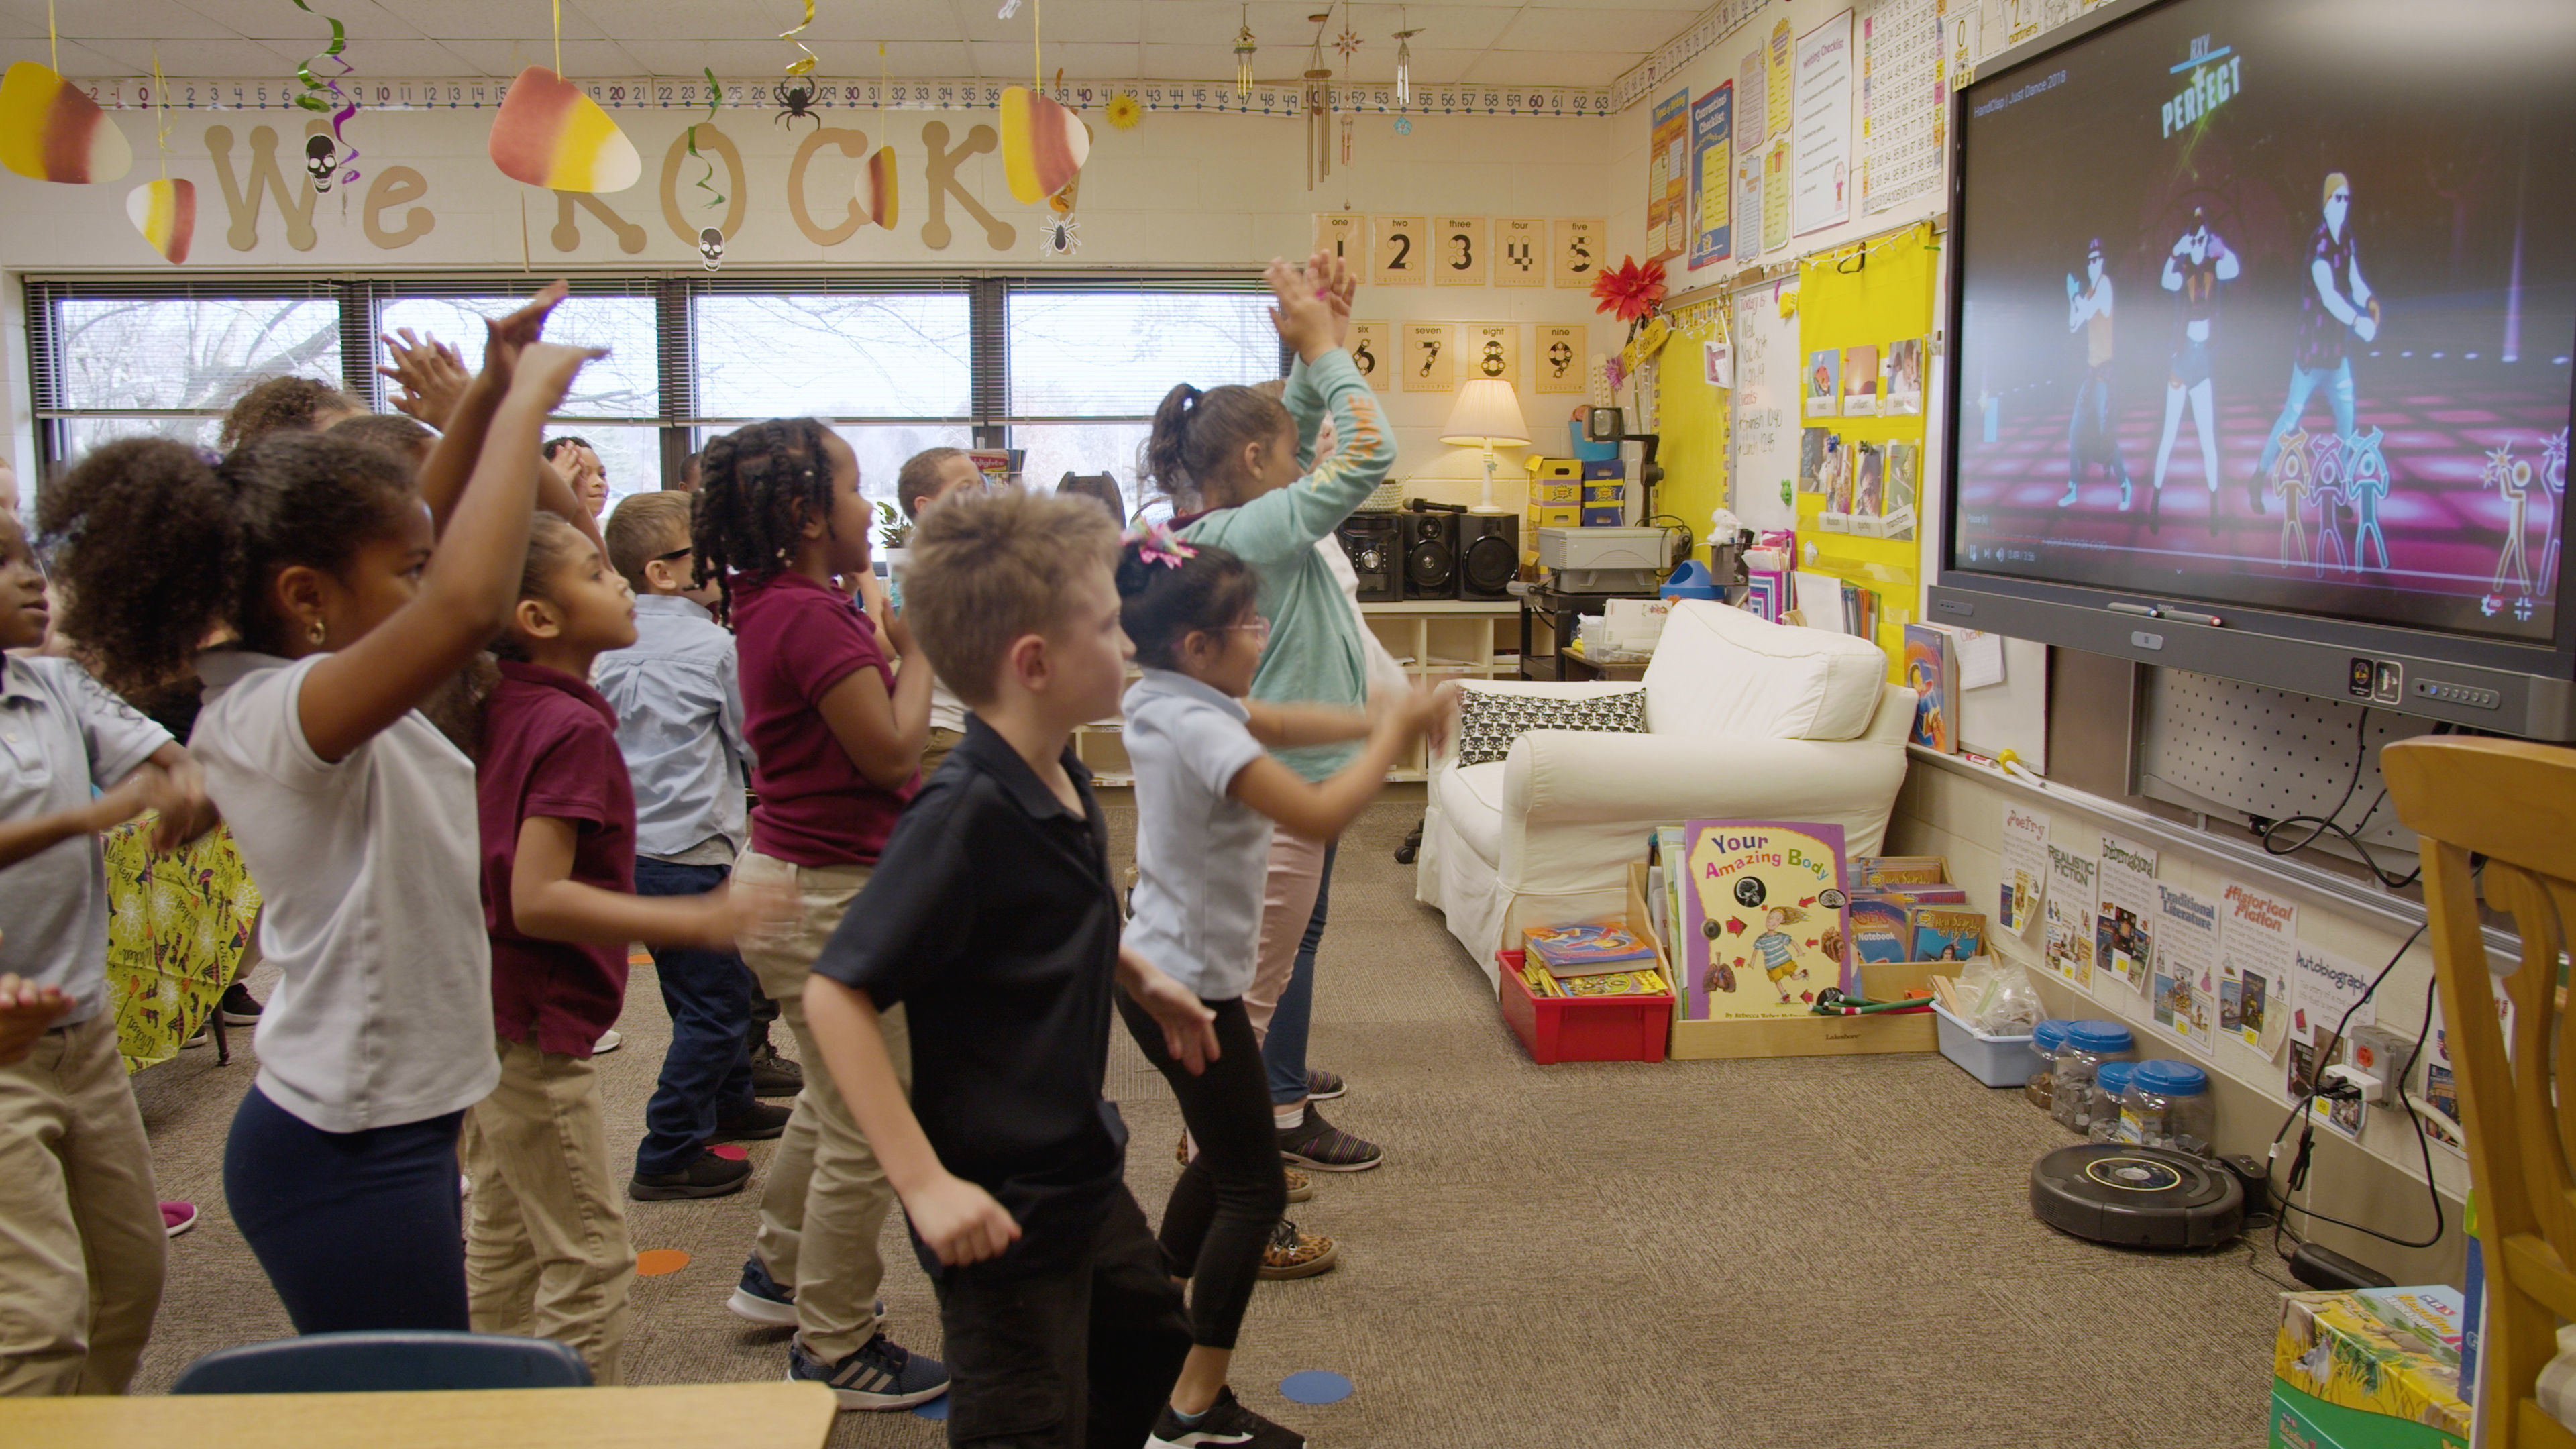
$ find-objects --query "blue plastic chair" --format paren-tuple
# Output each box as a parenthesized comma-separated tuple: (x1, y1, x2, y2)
(169, 1330, 593, 1394)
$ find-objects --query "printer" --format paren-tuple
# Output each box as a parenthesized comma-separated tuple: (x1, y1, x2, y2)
(1535, 526, 1677, 593)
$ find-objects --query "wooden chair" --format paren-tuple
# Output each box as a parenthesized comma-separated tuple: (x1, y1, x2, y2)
(2383, 736, 2576, 1449)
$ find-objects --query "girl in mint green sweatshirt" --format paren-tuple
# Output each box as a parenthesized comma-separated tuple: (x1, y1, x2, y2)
(1149, 252, 1397, 1179)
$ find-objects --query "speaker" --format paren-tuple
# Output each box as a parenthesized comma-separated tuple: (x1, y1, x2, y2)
(1457, 513, 1519, 600)
(1335, 515, 1401, 603)
(1401, 511, 1457, 600)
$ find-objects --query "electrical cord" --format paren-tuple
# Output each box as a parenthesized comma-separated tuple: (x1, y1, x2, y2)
(2255, 712, 2441, 890)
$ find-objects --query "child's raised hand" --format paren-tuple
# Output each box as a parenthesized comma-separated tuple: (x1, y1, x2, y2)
(480, 279, 572, 386)
(906, 1170, 1022, 1267)
(506, 341, 608, 415)
(0, 967, 71, 1067)
(1308, 248, 1358, 347)
(1265, 257, 1335, 362)
(378, 328, 471, 427)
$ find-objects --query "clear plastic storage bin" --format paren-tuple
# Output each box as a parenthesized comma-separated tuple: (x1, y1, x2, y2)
(2086, 1061, 2137, 1142)
(2051, 1020, 2137, 1134)
(2120, 1059, 2214, 1154)
(2025, 1019, 2073, 1114)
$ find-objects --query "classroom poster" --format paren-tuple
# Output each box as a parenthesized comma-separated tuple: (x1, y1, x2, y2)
(2094, 832, 2158, 994)
(1998, 803, 2049, 935)
(1792, 9, 1856, 237)
(2292, 944, 2375, 1038)
(1374, 214, 1425, 287)
(1554, 217, 1603, 288)
(2151, 882, 2219, 1048)
(1767, 18, 1796, 138)
(1678, 819, 1856, 1020)
(2217, 881, 2297, 1057)
(1648, 90, 1691, 263)
(1434, 215, 1487, 286)
(1762, 137, 1793, 252)
(1315, 212, 1365, 271)
(1687, 83, 1733, 270)
(1805, 347, 1841, 417)
(1737, 45, 1768, 154)
(1735, 146, 1765, 259)
(1464, 323, 1519, 384)
(1535, 324, 1586, 394)
(1347, 320, 1389, 392)
(1493, 217, 1546, 287)
(1858, 0, 1947, 216)
(1401, 323, 1454, 392)
(2041, 843, 2098, 987)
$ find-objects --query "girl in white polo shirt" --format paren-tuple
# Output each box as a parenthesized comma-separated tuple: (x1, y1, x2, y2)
(41, 286, 602, 1333)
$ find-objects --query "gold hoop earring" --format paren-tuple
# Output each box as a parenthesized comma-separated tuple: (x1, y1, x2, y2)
(307, 619, 326, 647)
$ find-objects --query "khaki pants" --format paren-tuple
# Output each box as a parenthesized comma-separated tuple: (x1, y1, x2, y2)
(0, 1013, 164, 1396)
(919, 726, 967, 785)
(1246, 828, 1330, 1040)
(464, 1036, 635, 1385)
(737, 849, 912, 1364)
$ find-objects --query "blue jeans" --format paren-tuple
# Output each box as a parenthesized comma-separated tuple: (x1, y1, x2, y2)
(633, 857, 758, 1177)
(1265, 841, 1336, 1104)
(225, 1085, 468, 1333)
(2259, 358, 2356, 473)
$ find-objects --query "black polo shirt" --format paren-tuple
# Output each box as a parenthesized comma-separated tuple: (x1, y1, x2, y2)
(813, 715, 1128, 1276)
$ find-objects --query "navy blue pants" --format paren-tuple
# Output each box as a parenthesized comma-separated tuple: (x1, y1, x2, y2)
(224, 1085, 469, 1333)
(633, 857, 759, 1177)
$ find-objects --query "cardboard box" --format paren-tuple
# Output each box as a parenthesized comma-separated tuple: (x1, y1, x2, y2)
(2269, 1380, 2465, 1449)
(1529, 504, 1582, 529)
(1630, 863, 1946, 1060)
(1580, 459, 1626, 480)
(1581, 505, 1627, 527)
(1527, 458, 1583, 482)
(2273, 1291, 2471, 1445)
(1531, 480, 1582, 505)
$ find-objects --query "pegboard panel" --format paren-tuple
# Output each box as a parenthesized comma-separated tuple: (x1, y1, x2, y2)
(2135, 669, 2430, 863)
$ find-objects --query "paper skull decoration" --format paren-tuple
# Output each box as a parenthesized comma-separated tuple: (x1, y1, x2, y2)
(698, 227, 725, 272)
(305, 134, 338, 193)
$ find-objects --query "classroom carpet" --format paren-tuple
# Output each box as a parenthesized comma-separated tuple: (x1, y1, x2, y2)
(125, 798, 2289, 1447)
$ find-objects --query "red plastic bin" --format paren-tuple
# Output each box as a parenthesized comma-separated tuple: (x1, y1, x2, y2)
(1497, 949, 1673, 1065)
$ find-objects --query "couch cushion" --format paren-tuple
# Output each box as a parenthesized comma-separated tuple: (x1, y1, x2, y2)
(1640, 600, 1887, 741)
(1432, 760, 1509, 869)
(1453, 685, 1646, 765)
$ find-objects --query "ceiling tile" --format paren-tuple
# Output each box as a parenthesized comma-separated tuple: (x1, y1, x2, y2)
(174, 0, 429, 41)
(1461, 50, 1633, 86)
(967, 40, 1145, 80)
(0, 39, 131, 75)
(1495, 7, 1707, 53)
(78, 36, 304, 73)
(955, 0, 1144, 44)
(430, 38, 639, 76)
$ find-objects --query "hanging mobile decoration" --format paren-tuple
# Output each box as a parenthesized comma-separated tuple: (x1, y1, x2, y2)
(1040, 135, 1085, 256)
(126, 50, 193, 264)
(1303, 12, 1333, 189)
(490, 2, 641, 193)
(999, 0, 1088, 204)
(684, 65, 726, 267)
(287, 0, 360, 195)
(1333, 3, 1362, 65)
(1234, 5, 1257, 102)
(1340, 113, 1352, 166)
(1106, 91, 1141, 129)
(1393, 8, 1419, 107)
(0, 2, 133, 184)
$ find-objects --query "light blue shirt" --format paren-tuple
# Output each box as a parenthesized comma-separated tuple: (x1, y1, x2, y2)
(1120, 669, 1271, 1002)
(594, 596, 750, 861)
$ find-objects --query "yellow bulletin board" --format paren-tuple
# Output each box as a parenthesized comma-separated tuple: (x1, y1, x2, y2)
(1652, 297, 1733, 537)
(1792, 221, 1939, 682)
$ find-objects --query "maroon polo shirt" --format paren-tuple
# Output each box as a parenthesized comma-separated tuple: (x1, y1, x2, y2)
(729, 570, 914, 867)
(477, 660, 635, 1057)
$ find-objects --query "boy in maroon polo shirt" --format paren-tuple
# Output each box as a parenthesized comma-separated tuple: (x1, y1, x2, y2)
(470, 515, 780, 1383)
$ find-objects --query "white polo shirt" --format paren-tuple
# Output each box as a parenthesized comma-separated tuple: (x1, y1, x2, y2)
(0, 655, 171, 1024)
(193, 651, 497, 1134)
(1120, 669, 1271, 1002)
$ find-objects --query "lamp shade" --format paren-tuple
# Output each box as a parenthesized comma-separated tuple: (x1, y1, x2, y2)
(1440, 378, 1531, 447)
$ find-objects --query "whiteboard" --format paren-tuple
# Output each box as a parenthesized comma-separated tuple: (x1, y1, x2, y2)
(1728, 278, 1803, 531)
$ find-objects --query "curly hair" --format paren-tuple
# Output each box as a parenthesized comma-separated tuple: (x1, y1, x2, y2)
(38, 433, 414, 696)
(904, 488, 1120, 708)
(1114, 535, 1257, 672)
(219, 375, 361, 451)
(1140, 382, 1291, 513)
(691, 418, 838, 617)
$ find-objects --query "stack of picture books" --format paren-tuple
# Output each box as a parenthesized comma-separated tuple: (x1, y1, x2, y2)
(1847, 855, 1989, 963)
(1518, 921, 1670, 999)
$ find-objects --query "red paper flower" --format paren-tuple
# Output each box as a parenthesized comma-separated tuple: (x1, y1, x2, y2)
(1591, 255, 1666, 323)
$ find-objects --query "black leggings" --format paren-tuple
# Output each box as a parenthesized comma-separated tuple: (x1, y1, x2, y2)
(1116, 993, 1285, 1352)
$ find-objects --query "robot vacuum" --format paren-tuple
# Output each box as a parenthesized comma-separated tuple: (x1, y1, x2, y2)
(2030, 1144, 2244, 1249)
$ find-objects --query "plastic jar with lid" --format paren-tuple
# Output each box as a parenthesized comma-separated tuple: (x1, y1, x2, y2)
(2121, 1059, 2215, 1154)
(2051, 1020, 2137, 1133)
(2025, 1019, 2073, 1114)
(2087, 1061, 2137, 1142)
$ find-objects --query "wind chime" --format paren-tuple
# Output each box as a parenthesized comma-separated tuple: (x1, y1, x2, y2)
(1234, 5, 1257, 103)
(1393, 7, 1419, 107)
(1333, 5, 1360, 168)
(1303, 11, 1332, 189)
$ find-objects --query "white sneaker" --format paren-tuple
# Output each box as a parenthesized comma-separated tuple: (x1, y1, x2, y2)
(594, 1028, 623, 1053)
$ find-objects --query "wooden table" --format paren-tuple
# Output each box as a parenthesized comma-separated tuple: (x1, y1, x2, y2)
(0, 1381, 839, 1449)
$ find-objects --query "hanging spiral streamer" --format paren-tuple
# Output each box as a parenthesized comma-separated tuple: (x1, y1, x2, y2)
(288, 0, 360, 188)
(687, 65, 724, 209)
(780, 0, 818, 78)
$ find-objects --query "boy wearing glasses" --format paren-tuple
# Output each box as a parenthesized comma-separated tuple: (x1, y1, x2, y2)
(598, 491, 782, 1201)
(894, 448, 992, 781)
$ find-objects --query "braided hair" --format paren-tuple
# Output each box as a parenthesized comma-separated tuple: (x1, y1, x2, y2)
(690, 418, 838, 618)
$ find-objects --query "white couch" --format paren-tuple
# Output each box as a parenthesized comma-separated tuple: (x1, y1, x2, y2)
(1416, 600, 1914, 985)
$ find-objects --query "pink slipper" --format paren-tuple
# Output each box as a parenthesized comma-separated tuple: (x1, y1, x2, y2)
(160, 1201, 197, 1238)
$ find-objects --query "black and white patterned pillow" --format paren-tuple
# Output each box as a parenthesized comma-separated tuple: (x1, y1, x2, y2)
(1454, 688, 1647, 765)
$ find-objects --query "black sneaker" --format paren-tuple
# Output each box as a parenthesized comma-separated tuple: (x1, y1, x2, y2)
(788, 1332, 949, 1411)
(629, 1150, 751, 1202)
(712, 1100, 793, 1143)
(728, 1253, 798, 1326)
(1304, 1067, 1345, 1102)
(1277, 1106, 1382, 1172)
(1148, 1385, 1307, 1448)
(751, 1041, 804, 1097)
(218, 981, 262, 1025)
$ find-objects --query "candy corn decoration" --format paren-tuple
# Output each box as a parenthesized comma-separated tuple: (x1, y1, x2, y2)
(488, 66, 640, 193)
(126, 178, 195, 264)
(0, 63, 133, 184)
(855, 145, 898, 229)
(998, 85, 1087, 205)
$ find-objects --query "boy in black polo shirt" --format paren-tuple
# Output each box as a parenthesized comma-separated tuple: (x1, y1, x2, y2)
(804, 489, 1216, 1449)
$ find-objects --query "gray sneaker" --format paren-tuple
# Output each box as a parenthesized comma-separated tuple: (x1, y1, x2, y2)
(788, 1332, 949, 1411)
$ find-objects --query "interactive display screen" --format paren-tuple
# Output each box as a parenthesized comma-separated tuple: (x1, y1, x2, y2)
(1948, 0, 2576, 644)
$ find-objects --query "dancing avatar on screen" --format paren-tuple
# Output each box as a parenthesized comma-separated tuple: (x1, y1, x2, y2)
(2256, 173, 2377, 515)
(2151, 209, 2239, 530)
(2063, 238, 2133, 511)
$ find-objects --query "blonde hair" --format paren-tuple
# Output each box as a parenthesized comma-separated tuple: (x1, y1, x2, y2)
(897, 447, 971, 521)
(605, 490, 692, 588)
(2322, 172, 2350, 209)
(904, 489, 1119, 707)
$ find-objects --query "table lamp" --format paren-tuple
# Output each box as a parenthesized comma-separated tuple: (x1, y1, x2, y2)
(1440, 378, 1532, 515)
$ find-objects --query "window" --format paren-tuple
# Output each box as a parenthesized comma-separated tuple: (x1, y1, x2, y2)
(27, 274, 1279, 514)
